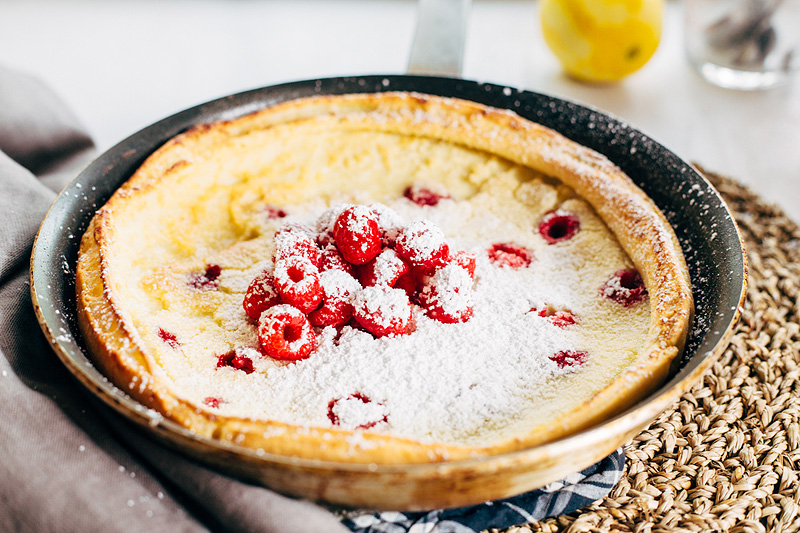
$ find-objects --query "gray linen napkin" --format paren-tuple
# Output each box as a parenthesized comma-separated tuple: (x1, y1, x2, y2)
(0, 65, 349, 533)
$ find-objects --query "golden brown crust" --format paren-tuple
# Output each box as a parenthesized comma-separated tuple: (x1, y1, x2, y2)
(76, 92, 693, 464)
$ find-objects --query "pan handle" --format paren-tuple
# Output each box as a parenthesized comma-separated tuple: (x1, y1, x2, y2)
(407, 0, 471, 77)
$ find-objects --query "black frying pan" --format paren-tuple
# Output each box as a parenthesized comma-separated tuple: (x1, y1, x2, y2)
(30, 75, 747, 510)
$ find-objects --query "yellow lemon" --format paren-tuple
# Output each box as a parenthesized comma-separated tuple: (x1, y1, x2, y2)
(540, 0, 663, 82)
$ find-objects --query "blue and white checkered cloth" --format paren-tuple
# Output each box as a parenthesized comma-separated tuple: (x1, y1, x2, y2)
(342, 448, 625, 533)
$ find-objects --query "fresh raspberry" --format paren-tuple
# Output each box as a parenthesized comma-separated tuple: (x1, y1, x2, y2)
(157, 328, 180, 349)
(450, 250, 477, 278)
(418, 263, 474, 323)
(203, 397, 221, 408)
(352, 286, 412, 337)
(216, 348, 255, 374)
(601, 268, 647, 307)
(263, 205, 287, 219)
(327, 393, 388, 430)
(258, 305, 316, 361)
(357, 248, 410, 287)
(393, 270, 421, 301)
(394, 220, 450, 275)
(189, 264, 222, 289)
(539, 210, 580, 244)
(318, 244, 355, 277)
(315, 203, 351, 247)
(403, 182, 450, 206)
(550, 350, 588, 369)
(308, 269, 361, 328)
(243, 270, 281, 321)
(528, 306, 578, 328)
(333, 206, 382, 265)
(274, 223, 321, 267)
(308, 298, 352, 329)
(369, 202, 404, 246)
(273, 258, 323, 314)
(487, 243, 533, 268)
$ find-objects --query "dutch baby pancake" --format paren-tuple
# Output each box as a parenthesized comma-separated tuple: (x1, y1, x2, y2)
(76, 92, 693, 464)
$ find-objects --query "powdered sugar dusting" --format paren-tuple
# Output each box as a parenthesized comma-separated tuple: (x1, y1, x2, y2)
(353, 286, 409, 328)
(329, 394, 389, 431)
(139, 184, 649, 447)
(398, 220, 445, 260)
(422, 263, 474, 316)
(319, 268, 360, 300)
(368, 202, 404, 244)
(370, 249, 406, 286)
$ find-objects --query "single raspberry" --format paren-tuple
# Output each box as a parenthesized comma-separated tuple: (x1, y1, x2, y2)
(403, 182, 450, 206)
(308, 269, 361, 328)
(327, 392, 388, 430)
(333, 206, 382, 265)
(358, 248, 410, 287)
(318, 244, 355, 277)
(203, 397, 221, 408)
(308, 298, 352, 329)
(315, 203, 351, 247)
(216, 348, 255, 374)
(450, 250, 477, 278)
(393, 269, 421, 301)
(273, 258, 323, 314)
(418, 263, 474, 323)
(368, 202, 404, 246)
(539, 210, 580, 244)
(243, 270, 281, 321)
(487, 243, 533, 268)
(263, 205, 288, 219)
(274, 223, 321, 267)
(189, 264, 222, 289)
(394, 220, 450, 275)
(550, 350, 588, 369)
(258, 305, 316, 361)
(601, 268, 647, 307)
(352, 285, 412, 337)
(157, 328, 180, 349)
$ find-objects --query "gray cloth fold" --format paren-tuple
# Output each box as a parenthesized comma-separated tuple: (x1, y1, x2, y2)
(0, 65, 348, 533)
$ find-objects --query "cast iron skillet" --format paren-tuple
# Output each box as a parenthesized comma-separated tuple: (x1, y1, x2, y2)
(30, 75, 747, 511)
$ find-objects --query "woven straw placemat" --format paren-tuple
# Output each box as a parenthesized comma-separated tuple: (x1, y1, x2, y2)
(492, 170, 800, 533)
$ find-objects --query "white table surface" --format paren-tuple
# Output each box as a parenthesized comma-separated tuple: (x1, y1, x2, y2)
(2, 0, 799, 221)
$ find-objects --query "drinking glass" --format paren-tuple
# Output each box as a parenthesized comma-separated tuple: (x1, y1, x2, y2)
(685, 0, 800, 90)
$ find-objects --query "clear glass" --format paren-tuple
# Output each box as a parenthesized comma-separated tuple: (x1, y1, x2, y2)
(685, 0, 800, 90)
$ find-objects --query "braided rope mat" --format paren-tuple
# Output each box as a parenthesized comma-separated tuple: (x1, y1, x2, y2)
(493, 170, 800, 533)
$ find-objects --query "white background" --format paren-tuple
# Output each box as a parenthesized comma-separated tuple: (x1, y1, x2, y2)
(2, 0, 799, 220)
